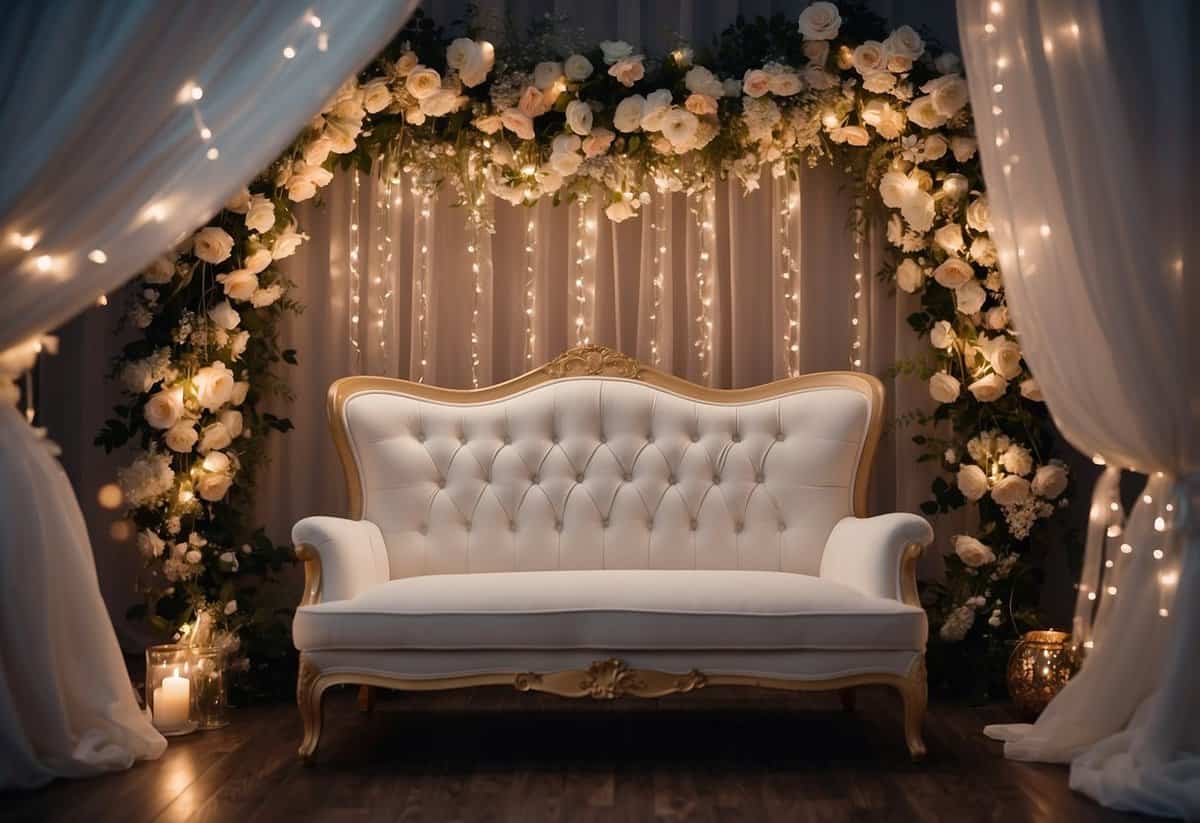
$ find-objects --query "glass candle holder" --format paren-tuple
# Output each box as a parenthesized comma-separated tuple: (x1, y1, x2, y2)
(1006, 629, 1078, 717)
(145, 644, 197, 736)
(190, 646, 229, 730)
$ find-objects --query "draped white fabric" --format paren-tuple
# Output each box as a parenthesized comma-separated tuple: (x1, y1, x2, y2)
(959, 0, 1199, 816)
(251, 0, 962, 550)
(0, 0, 417, 789)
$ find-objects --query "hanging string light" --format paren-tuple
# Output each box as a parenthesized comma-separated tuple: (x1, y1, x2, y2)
(779, 179, 801, 376)
(850, 197, 866, 371)
(522, 215, 537, 364)
(376, 168, 397, 358)
(468, 219, 483, 388)
(347, 170, 362, 364)
(690, 189, 716, 384)
(413, 190, 433, 383)
(649, 193, 666, 368)
(571, 199, 596, 346)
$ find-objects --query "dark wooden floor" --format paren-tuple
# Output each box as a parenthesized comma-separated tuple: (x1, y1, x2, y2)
(6, 686, 1149, 822)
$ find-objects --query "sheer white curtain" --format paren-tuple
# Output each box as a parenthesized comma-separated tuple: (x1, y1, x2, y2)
(959, 0, 1198, 817)
(0, 0, 416, 789)
(252, 0, 961, 548)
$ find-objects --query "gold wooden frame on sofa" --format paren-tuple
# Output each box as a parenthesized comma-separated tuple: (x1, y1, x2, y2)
(296, 345, 926, 762)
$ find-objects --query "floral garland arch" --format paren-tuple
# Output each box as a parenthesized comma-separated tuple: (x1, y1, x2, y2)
(99, 1, 1071, 697)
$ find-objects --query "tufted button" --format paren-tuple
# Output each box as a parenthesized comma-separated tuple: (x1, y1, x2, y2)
(418, 525, 428, 535)
(775, 432, 785, 441)
(690, 433, 700, 443)
(575, 472, 585, 483)
(732, 432, 742, 443)
(599, 434, 607, 444)
(689, 519, 698, 531)
(623, 471, 632, 482)
(778, 521, 786, 532)
(647, 434, 655, 444)
(437, 479, 446, 489)
(712, 474, 721, 485)
(508, 521, 517, 532)
(755, 472, 764, 483)
(554, 521, 563, 532)
(668, 474, 677, 485)
(734, 521, 744, 534)
(601, 517, 609, 528)
(416, 432, 426, 443)
(551, 433, 560, 444)
(465, 520, 472, 531)
(457, 434, 465, 444)
(503, 434, 511, 445)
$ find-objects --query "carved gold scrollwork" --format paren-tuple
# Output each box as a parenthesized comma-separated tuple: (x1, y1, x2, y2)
(512, 659, 708, 700)
(542, 345, 641, 379)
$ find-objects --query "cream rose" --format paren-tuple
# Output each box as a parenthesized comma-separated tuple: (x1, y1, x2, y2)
(798, 1, 842, 40)
(565, 54, 593, 81)
(608, 56, 646, 87)
(208, 300, 240, 331)
(271, 223, 306, 261)
(685, 93, 718, 116)
(533, 61, 563, 91)
(933, 258, 973, 289)
(217, 270, 259, 302)
(361, 78, 392, 114)
(1020, 378, 1044, 402)
(955, 280, 987, 314)
(138, 529, 166, 559)
(929, 371, 961, 404)
(193, 361, 235, 411)
(767, 71, 803, 96)
(605, 200, 636, 222)
(474, 114, 502, 135)
(500, 109, 535, 141)
(862, 99, 905, 138)
(830, 125, 869, 146)
(661, 107, 699, 149)
(989, 337, 1022, 379)
(930, 320, 956, 349)
(613, 95, 645, 132)
(197, 452, 234, 502)
(144, 256, 176, 284)
(583, 128, 615, 157)
(991, 475, 1032, 506)
(192, 227, 234, 264)
(922, 74, 969, 117)
(231, 380, 250, 406)
(251, 284, 284, 308)
(144, 386, 184, 429)
(224, 187, 251, 214)
(405, 67, 442, 100)
(971, 236, 998, 267)
(968, 372, 1007, 402)
(906, 95, 947, 129)
(1032, 464, 1068, 499)
(459, 41, 495, 88)
(164, 421, 198, 453)
(419, 88, 463, 118)
(685, 66, 725, 98)
(957, 465, 989, 501)
(803, 40, 830, 64)
(198, 421, 232, 454)
(954, 535, 995, 568)
(896, 258, 924, 293)
(600, 40, 634, 64)
(639, 89, 672, 131)
(565, 100, 594, 136)
(394, 51, 418, 76)
(517, 85, 549, 118)
(884, 25, 925, 60)
(303, 135, 333, 166)
(924, 136, 950, 162)
(933, 223, 965, 255)
(742, 69, 771, 98)
(446, 38, 475, 70)
(966, 197, 992, 232)
(951, 136, 978, 162)
(852, 41, 886, 75)
(879, 171, 914, 209)
(1001, 444, 1033, 476)
(219, 409, 244, 439)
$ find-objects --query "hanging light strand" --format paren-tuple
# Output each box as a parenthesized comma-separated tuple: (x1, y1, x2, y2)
(348, 169, 363, 364)
(413, 190, 433, 383)
(691, 189, 716, 384)
(850, 198, 865, 371)
(572, 199, 595, 346)
(468, 219, 483, 388)
(522, 215, 537, 364)
(373, 157, 396, 357)
(649, 193, 666, 368)
(780, 179, 801, 376)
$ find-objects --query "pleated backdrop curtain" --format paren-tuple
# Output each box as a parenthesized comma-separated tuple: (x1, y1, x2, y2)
(0, 0, 418, 789)
(958, 0, 1199, 817)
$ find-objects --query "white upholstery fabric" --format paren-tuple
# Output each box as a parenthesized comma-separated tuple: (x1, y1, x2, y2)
(292, 569, 927, 652)
(342, 378, 873, 578)
(820, 513, 934, 602)
(304, 648, 924, 682)
(292, 516, 389, 603)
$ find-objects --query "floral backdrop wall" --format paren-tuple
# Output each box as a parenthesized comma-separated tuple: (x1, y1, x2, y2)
(98, 0, 1071, 699)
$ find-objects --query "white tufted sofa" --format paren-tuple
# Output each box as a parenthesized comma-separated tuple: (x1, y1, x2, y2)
(292, 346, 934, 761)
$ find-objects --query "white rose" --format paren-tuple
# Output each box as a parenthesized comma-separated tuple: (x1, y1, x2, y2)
(992, 475, 1032, 506)
(230, 380, 250, 406)
(951, 136, 978, 162)
(500, 109, 535, 140)
(359, 78, 390, 114)
(954, 535, 995, 567)
(968, 372, 1007, 402)
(957, 465, 989, 501)
(966, 197, 992, 232)
(144, 386, 184, 429)
(906, 95, 947, 129)
(971, 237, 998, 267)
(884, 25, 925, 60)
(639, 90, 671, 131)
(144, 256, 176, 284)
(862, 99, 905, 137)
(936, 52, 963, 74)
(989, 337, 1022, 379)
(207, 300, 240, 331)
(955, 280, 987, 314)
(229, 329, 249, 361)
(945, 448, 958, 464)
(896, 258, 924, 293)
(608, 56, 646, 87)
(192, 227, 234, 264)
(1001, 444, 1033, 476)
(197, 468, 234, 502)
(217, 270, 259, 302)
(420, 88, 463, 117)
(224, 187, 251, 214)
(929, 371, 961, 404)
(852, 41, 886, 75)
(303, 135, 333, 166)
(533, 61, 563, 91)
(798, 1, 842, 40)
(251, 284, 285, 308)
(219, 409, 243, 439)
(902, 190, 936, 233)
(922, 74, 968, 117)
(930, 320, 956, 349)
(661, 107, 699, 149)
(549, 151, 582, 176)
(862, 71, 897, 94)
(164, 421, 198, 453)
(830, 125, 869, 146)
(767, 71, 803, 96)
(685, 66, 725, 98)
(405, 67, 442, 100)
(933, 258, 973, 289)
(193, 361, 235, 411)
(565, 100, 594, 136)
(878, 171, 913, 209)
(933, 223, 964, 255)
(613, 95, 645, 132)
(1032, 464, 1068, 499)
(605, 200, 636, 222)
(599, 40, 634, 64)
(803, 40, 830, 64)
(1020, 378, 1044, 402)
(198, 421, 232, 454)
(564, 54, 594, 81)
(459, 41, 494, 88)
(446, 38, 475, 70)
(137, 529, 166, 559)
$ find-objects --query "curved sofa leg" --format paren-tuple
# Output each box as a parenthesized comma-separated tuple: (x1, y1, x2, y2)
(899, 657, 928, 761)
(297, 655, 326, 763)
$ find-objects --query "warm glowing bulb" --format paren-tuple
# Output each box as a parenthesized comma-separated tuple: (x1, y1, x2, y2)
(283, 46, 296, 59)
(34, 254, 52, 272)
(97, 483, 123, 510)
(88, 249, 107, 264)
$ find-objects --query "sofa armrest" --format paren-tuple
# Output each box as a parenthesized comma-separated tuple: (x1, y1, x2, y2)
(818, 513, 934, 606)
(293, 516, 390, 606)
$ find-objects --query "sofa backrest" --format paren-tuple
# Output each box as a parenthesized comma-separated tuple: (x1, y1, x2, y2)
(329, 347, 882, 579)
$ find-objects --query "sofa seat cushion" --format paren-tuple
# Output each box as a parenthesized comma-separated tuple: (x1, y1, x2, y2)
(293, 570, 926, 653)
